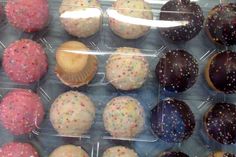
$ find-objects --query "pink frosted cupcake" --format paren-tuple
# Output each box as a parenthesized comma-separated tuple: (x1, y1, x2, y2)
(5, 0, 49, 32)
(0, 89, 45, 135)
(0, 142, 39, 157)
(3, 39, 48, 84)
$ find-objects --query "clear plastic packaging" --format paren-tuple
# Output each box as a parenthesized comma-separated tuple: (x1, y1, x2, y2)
(0, 0, 235, 156)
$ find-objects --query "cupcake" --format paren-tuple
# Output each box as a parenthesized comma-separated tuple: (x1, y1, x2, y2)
(102, 146, 138, 157)
(159, 151, 189, 157)
(55, 41, 98, 88)
(50, 91, 96, 136)
(151, 98, 195, 143)
(3, 39, 48, 84)
(156, 50, 199, 93)
(108, 0, 153, 39)
(0, 142, 39, 157)
(204, 102, 236, 144)
(0, 89, 45, 135)
(105, 47, 149, 91)
(59, 0, 102, 38)
(205, 3, 236, 46)
(103, 96, 145, 138)
(208, 152, 236, 157)
(205, 50, 236, 94)
(49, 145, 89, 157)
(5, 0, 49, 32)
(159, 0, 204, 41)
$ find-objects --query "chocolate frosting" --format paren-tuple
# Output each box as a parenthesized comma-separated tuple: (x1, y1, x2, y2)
(160, 152, 189, 157)
(151, 98, 195, 143)
(156, 50, 199, 93)
(159, 0, 204, 41)
(204, 102, 236, 144)
(205, 3, 236, 46)
(223, 153, 236, 157)
(208, 51, 236, 94)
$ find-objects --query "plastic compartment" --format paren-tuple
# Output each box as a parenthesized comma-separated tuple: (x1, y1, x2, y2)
(37, 42, 159, 141)
(36, 135, 95, 157)
(0, 0, 235, 156)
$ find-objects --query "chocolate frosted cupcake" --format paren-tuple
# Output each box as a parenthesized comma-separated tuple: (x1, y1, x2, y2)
(205, 3, 236, 46)
(151, 98, 195, 143)
(159, 151, 189, 157)
(156, 49, 199, 93)
(208, 152, 236, 157)
(205, 50, 236, 94)
(159, 0, 204, 41)
(204, 102, 236, 144)
(55, 41, 98, 88)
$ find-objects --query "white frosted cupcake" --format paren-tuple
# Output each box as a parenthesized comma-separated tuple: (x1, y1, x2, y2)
(49, 145, 89, 157)
(103, 146, 138, 157)
(103, 96, 145, 138)
(106, 47, 149, 91)
(50, 91, 95, 136)
(108, 0, 153, 39)
(59, 0, 102, 38)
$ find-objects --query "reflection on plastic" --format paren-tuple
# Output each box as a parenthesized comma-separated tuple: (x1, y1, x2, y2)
(60, 8, 102, 19)
(59, 49, 158, 57)
(107, 8, 189, 28)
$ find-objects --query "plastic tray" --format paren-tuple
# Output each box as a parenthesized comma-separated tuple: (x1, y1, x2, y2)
(0, 0, 236, 157)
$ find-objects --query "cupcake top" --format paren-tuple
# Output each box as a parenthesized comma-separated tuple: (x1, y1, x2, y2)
(103, 96, 145, 138)
(159, 151, 189, 157)
(106, 47, 149, 91)
(204, 102, 236, 144)
(108, 0, 153, 39)
(56, 41, 90, 73)
(208, 152, 236, 157)
(0, 89, 45, 135)
(5, 0, 49, 32)
(156, 50, 199, 93)
(59, 0, 101, 38)
(55, 41, 98, 87)
(0, 142, 39, 157)
(102, 146, 138, 157)
(159, 0, 204, 41)
(49, 145, 89, 157)
(50, 91, 95, 136)
(3, 39, 48, 84)
(205, 3, 236, 46)
(151, 98, 195, 143)
(60, 0, 100, 11)
(205, 50, 236, 94)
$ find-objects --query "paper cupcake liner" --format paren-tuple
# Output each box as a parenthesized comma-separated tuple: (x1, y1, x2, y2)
(55, 55, 98, 88)
(204, 53, 220, 92)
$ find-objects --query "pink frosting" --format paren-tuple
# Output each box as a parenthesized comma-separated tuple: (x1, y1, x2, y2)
(3, 39, 48, 84)
(5, 0, 49, 32)
(0, 89, 45, 135)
